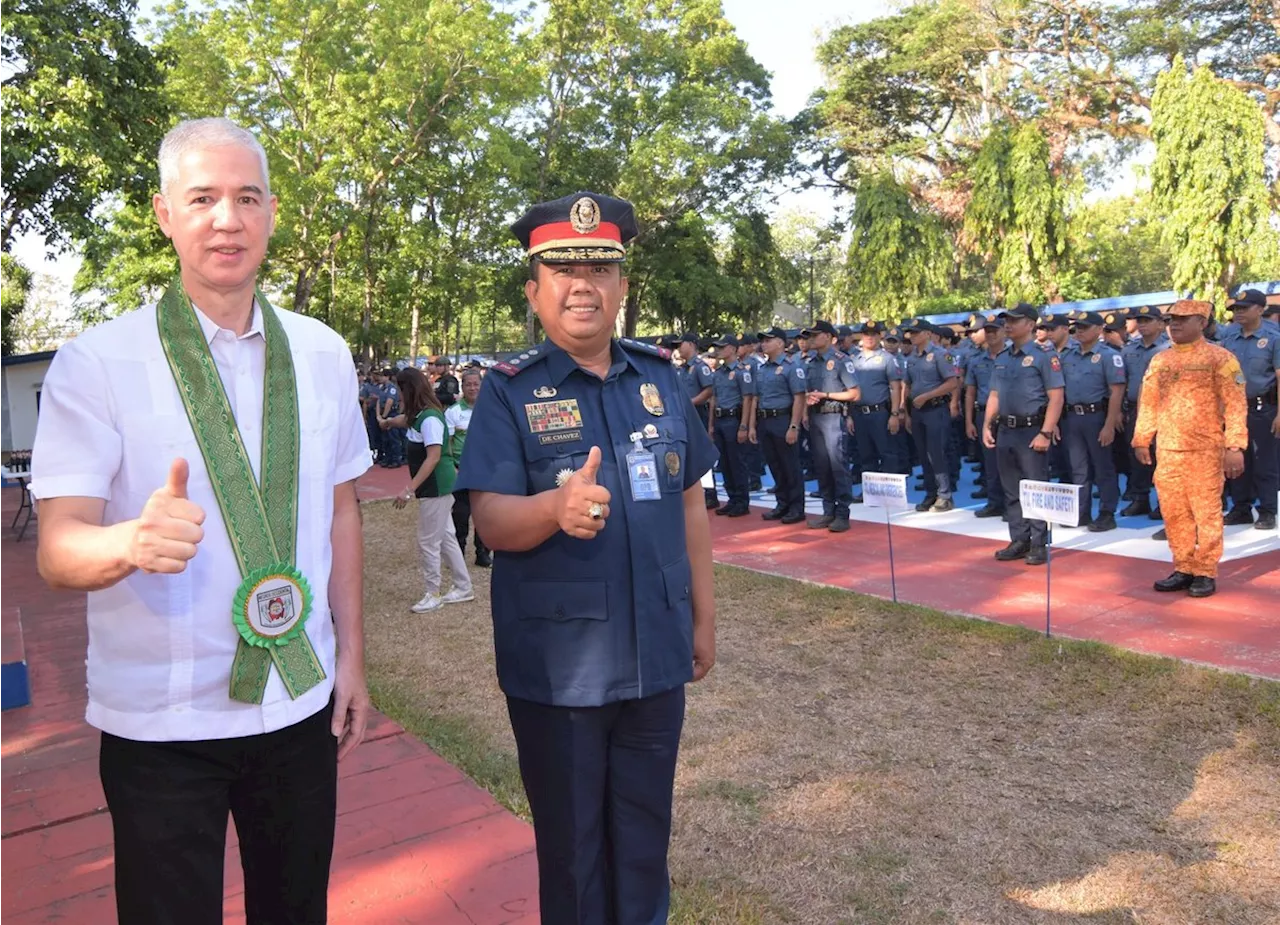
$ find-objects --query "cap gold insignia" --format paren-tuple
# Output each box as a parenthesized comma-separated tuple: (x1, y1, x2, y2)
(640, 383, 665, 416)
(1022, 356, 1035, 367)
(534, 385, 557, 398)
(1106, 314, 1115, 324)
(555, 467, 575, 487)
(570, 197, 601, 235)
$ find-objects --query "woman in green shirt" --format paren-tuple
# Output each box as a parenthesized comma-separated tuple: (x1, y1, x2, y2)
(382, 368, 474, 612)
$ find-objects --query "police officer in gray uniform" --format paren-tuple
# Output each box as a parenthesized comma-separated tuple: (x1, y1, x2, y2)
(983, 302, 1065, 564)
(965, 315, 1007, 517)
(1222, 289, 1280, 530)
(457, 191, 718, 925)
(803, 320, 860, 532)
(672, 332, 718, 509)
(1121, 305, 1169, 518)
(1059, 310, 1126, 532)
(708, 335, 755, 516)
(901, 318, 960, 512)
(848, 320, 905, 496)
(753, 326, 807, 523)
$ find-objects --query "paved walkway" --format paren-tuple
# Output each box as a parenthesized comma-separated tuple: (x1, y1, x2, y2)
(0, 485, 538, 924)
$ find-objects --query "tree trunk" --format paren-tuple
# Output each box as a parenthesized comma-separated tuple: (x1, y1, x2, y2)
(409, 302, 421, 362)
(293, 266, 315, 317)
(360, 198, 380, 362)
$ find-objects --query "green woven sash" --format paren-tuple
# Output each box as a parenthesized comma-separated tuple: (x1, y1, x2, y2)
(157, 279, 325, 703)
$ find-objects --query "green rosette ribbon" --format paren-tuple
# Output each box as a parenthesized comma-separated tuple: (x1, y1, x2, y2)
(232, 564, 313, 648)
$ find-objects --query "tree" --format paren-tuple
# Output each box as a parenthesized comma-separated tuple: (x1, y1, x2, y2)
(770, 208, 844, 323)
(1, 254, 33, 354)
(1150, 57, 1278, 304)
(1, 0, 170, 251)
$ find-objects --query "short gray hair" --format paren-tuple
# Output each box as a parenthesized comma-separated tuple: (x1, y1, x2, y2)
(158, 117, 270, 197)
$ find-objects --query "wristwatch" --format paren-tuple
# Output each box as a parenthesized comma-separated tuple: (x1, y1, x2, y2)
(1038, 431, 1053, 438)
(788, 424, 799, 431)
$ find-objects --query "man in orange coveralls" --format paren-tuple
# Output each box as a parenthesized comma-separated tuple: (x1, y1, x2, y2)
(1132, 299, 1248, 598)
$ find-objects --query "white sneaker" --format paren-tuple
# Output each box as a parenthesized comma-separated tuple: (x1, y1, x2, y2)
(441, 588, 475, 605)
(411, 594, 443, 613)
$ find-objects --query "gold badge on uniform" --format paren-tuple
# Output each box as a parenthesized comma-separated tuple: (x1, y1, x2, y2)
(1091, 353, 1100, 364)
(665, 451, 681, 477)
(1022, 356, 1035, 367)
(640, 383, 665, 416)
(533, 385, 558, 398)
(569, 196, 601, 234)
(775, 365, 784, 375)
(826, 360, 835, 370)
(1260, 338, 1269, 348)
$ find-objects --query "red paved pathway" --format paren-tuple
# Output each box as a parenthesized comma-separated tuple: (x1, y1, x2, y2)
(708, 507, 1280, 679)
(0, 484, 537, 924)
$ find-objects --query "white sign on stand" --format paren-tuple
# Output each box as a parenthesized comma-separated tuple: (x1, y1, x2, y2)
(862, 473, 910, 511)
(1019, 480, 1085, 528)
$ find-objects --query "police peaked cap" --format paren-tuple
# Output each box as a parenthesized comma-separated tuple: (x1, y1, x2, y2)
(1130, 305, 1164, 321)
(1000, 302, 1040, 321)
(1070, 310, 1106, 327)
(802, 320, 838, 337)
(1228, 289, 1267, 309)
(757, 326, 789, 341)
(512, 191, 638, 263)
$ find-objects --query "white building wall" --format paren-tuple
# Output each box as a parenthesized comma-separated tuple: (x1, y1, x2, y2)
(2, 360, 52, 452)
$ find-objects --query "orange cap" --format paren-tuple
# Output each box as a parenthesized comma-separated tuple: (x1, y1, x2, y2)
(1167, 299, 1211, 319)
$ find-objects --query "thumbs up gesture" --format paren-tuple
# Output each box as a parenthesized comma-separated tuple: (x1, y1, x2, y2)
(129, 458, 207, 574)
(555, 446, 612, 539)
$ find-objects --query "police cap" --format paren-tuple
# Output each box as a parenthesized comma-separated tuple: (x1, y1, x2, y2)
(1130, 304, 1165, 321)
(1071, 310, 1106, 327)
(711, 334, 739, 348)
(802, 320, 839, 338)
(738, 332, 759, 345)
(836, 324, 854, 338)
(511, 191, 638, 263)
(1000, 302, 1040, 322)
(859, 320, 888, 336)
(757, 326, 788, 341)
(1228, 289, 1267, 310)
(981, 314, 1006, 330)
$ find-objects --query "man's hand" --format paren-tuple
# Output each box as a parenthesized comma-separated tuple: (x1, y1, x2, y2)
(1134, 445, 1152, 466)
(806, 392, 823, 407)
(845, 416, 854, 435)
(904, 414, 913, 435)
(392, 488, 413, 510)
(1099, 422, 1117, 447)
(1272, 416, 1280, 438)
(1030, 433, 1051, 453)
(555, 446, 611, 539)
(736, 425, 748, 444)
(785, 426, 798, 446)
(747, 426, 758, 445)
(889, 415, 900, 436)
(692, 619, 715, 682)
(1224, 448, 1245, 480)
(332, 654, 370, 761)
(983, 425, 996, 449)
(130, 459, 206, 574)
(965, 420, 977, 441)
(912, 394, 927, 409)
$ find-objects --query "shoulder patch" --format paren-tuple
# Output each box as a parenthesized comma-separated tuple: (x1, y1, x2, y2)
(844, 360, 856, 374)
(1112, 354, 1123, 368)
(619, 338, 670, 360)
(1050, 356, 1062, 371)
(795, 367, 805, 379)
(491, 361, 521, 377)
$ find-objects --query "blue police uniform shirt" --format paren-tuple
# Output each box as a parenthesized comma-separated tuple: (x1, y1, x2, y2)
(455, 338, 718, 708)
(755, 355, 807, 410)
(1221, 326, 1280, 398)
(679, 357, 715, 404)
(848, 347, 901, 405)
(1060, 341, 1125, 404)
(712, 359, 754, 409)
(965, 349, 1004, 407)
(1122, 335, 1170, 403)
(991, 342, 1065, 416)
(805, 348, 859, 394)
(902, 343, 958, 395)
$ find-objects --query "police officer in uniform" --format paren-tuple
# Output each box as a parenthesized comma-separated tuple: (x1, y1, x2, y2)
(737, 332, 766, 492)
(803, 320, 860, 532)
(1222, 289, 1280, 530)
(848, 320, 905, 494)
(1058, 310, 1126, 532)
(707, 335, 755, 516)
(672, 332, 718, 509)
(966, 315, 1007, 517)
(457, 191, 718, 925)
(983, 302, 1065, 564)
(753, 326, 807, 523)
(1121, 305, 1169, 518)
(901, 319, 960, 512)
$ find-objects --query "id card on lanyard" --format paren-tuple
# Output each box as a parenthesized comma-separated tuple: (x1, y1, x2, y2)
(626, 432, 661, 501)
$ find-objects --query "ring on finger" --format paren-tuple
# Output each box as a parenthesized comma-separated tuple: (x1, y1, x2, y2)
(588, 502, 604, 520)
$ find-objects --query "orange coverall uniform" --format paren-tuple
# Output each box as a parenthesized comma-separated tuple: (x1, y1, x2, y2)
(1133, 340, 1248, 578)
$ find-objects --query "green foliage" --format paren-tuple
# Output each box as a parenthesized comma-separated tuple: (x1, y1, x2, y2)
(1, 254, 33, 354)
(1, 0, 170, 251)
(1061, 194, 1174, 300)
(1151, 57, 1278, 306)
(841, 173, 948, 320)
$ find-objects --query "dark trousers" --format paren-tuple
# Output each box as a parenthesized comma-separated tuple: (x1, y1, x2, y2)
(998, 424, 1050, 546)
(365, 411, 383, 460)
(1124, 408, 1156, 501)
(712, 415, 748, 505)
(758, 414, 803, 515)
(743, 437, 764, 483)
(696, 406, 718, 504)
(99, 703, 337, 925)
(809, 411, 852, 517)
(912, 404, 952, 500)
(981, 439, 1004, 510)
(1063, 410, 1120, 516)
(1229, 405, 1279, 515)
(852, 409, 895, 482)
(507, 687, 685, 925)
(947, 411, 963, 483)
(452, 488, 489, 557)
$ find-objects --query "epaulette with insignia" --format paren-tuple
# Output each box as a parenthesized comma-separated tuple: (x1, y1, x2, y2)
(619, 338, 672, 360)
(490, 345, 549, 377)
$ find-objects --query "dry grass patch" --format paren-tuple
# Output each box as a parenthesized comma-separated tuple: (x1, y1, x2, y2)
(361, 501, 1280, 924)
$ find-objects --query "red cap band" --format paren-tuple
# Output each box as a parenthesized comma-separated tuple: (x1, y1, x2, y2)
(529, 221, 622, 248)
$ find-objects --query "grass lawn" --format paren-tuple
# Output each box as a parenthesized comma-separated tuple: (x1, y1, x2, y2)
(361, 500, 1280, 924)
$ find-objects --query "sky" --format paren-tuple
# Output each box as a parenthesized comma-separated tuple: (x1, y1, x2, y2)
(8, 0, 889, 303)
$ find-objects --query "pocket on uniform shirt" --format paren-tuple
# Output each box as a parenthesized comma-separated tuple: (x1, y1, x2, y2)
(637, 416, 687, 494)
(522, 436, 589, 493)
(660, 558, 691, 609)
(517, 579, 608, 622)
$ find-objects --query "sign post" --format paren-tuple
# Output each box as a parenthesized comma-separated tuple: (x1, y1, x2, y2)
(862, 472, 911, 603)
(1019, 480, 1086, 637)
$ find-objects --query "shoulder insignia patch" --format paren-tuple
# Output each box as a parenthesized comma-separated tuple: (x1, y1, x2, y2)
(492, 362, 521, 376)
(1050, 356, 1062, 371)
(619, 338, 670, 360)
(1112, 354, 1123, 368)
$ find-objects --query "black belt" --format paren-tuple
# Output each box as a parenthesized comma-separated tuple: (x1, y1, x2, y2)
(756, 408, 790, 418)
(999, 410, 1046, 429)
(811, 401, 845, 414)
(917, 396, 949, 411)
(1248, 392, 1278, 412)
(851, 402, 890, 414)
(713, 407, 742, 419)
(1067, 402, 1106, 415)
